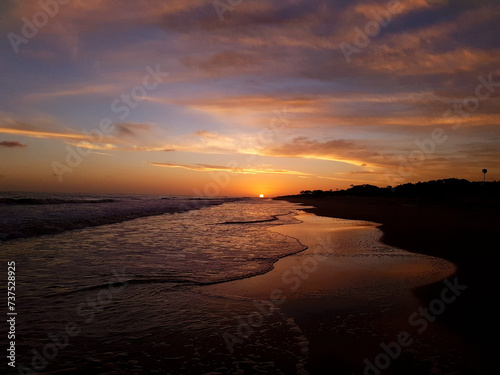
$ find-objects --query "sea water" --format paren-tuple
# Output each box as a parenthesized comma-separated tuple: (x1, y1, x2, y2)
(0, 194, 310, 374)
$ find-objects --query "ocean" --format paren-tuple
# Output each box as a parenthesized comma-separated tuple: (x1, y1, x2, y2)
(3, 192, 479, 375)
(0, 193, 310, 374)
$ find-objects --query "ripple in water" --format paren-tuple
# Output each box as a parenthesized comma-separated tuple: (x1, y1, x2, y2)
(0, 199, 310, 374)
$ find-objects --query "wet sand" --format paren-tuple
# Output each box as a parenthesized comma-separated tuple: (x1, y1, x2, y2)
(203, 212, 492, 374)
(276, 196, 500, 370)
(206, 213, 455, 301)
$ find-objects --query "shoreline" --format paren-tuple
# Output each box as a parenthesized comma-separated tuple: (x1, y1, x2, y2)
(203, 211, 477, 374)
(274, 195, 500, 368)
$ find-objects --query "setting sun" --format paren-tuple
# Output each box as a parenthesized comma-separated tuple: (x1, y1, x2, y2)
(259, 194, 264, 198)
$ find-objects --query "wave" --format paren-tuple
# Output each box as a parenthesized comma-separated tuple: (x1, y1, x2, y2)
(218, 212, 293, 225)
(220, 217, 280, 225)
(0, 198, 116, 205)
(43, 276, 251, 299)
(42, 278, 199, 298)
(43, 244, 309, 300)
(0, 197, 241, 241)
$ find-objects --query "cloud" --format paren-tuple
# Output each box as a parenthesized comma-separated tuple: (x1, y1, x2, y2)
(169, 131, 243, 154)
(88, 151, 113, 156)
(158, 1, 318, 33)
(2, 0, 499, 189)
(194, 130, 221, 138)
(114, 123, 153, 138)
(261, 136, 387, 166)
(0, 125, 87, 142)
(456, 141, 500, 165)
(23, 84, 119, 102)
(359, 47, 500, 76)
(163, 95, 312, 124)
(146, 161, 310, 176)
(0, 114, 91, 142)
(347, 170, 381, 175)
(0, 141, 26, 148)
(0, 121, 87, 141)
(2, 1, 207, 57)
(66, 141, 175, 153)
(156, 90, 500, 132)
(182, 51, 260, 73)
(0, 115, 169, 152)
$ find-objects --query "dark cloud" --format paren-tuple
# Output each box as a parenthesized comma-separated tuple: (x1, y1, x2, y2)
(182, 51, 259, 72)
(0, 0, 17, 33)
(0, 0, 15, 15)
(457, 141, 500, 162)
(449, 4, 500, 50)
(114, 123, 152, 138)
(159, 1, 333, 33)
(385, 3, 452, 39)
(0, 141, 26, 148)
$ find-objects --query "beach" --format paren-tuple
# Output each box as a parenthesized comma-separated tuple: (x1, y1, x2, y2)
(1, 193, 498, 374)
(205, 211, 492, 374)
(275, 195, 500, 374)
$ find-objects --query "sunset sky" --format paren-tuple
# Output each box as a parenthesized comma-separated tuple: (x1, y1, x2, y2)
(1, 0, 499, 196)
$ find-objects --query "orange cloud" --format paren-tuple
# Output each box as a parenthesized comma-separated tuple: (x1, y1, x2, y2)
(0, 115, 171, 152)
(261, 137, 389, 167)
(0, 125, 88, 141)
(146, 161, 310, 176)
(361, 48, 500, 76)
(24, 84, 118, 101)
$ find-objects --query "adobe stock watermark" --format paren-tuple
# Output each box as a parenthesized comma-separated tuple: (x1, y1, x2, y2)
(7, 0, 72, 54)
(52, 64, 169, 182)
(222, 233, 335, 354)
(16, 268, 128, 375)
(361, 277, 467, 375)
(340, 0, 402, 63)
(213, 0, 243, 21)
(386, 72, 500, 186)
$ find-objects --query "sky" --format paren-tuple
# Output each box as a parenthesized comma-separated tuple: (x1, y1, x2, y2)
(1, 0, 499, 197)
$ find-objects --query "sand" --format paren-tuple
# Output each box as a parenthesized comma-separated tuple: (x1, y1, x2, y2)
(202, 211, 495, 374)
(266, 196, 500, 374)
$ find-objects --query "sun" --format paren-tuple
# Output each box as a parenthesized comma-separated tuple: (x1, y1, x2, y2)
(259, 194, 265, 198)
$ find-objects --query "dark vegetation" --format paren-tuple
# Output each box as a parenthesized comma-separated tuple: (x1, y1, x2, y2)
(294, 178, 500, 204)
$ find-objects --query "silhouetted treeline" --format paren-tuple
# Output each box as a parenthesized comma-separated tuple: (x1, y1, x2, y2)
(295, 179, 500, 200)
